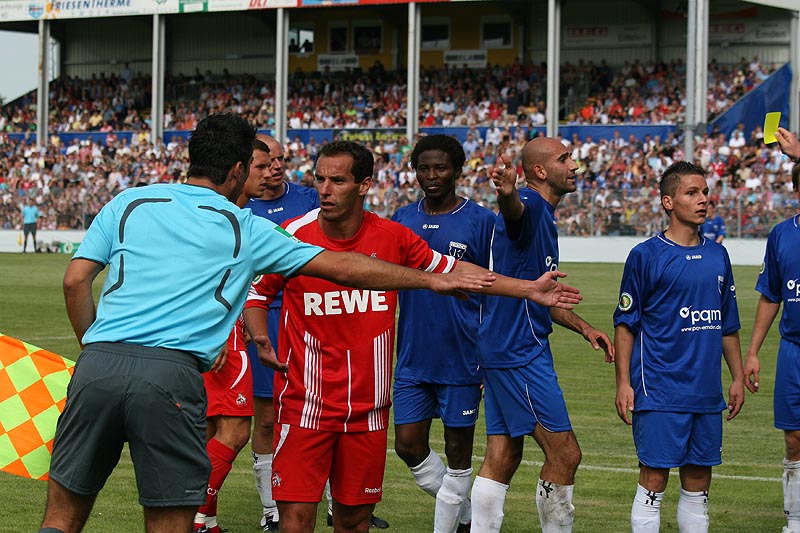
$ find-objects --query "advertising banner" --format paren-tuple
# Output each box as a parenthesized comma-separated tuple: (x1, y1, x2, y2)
(443, 50, 487, 69)
(563, 24, 651, 48)
(708, 20, 790, 44)
(317, 53, 358, 71)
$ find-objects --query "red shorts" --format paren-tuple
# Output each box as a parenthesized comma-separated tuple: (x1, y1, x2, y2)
(204, 349, 254, 417)
(271, 424, 387, 505)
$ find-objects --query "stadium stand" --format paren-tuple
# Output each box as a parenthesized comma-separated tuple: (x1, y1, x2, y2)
(0, 58, 777, 133)
(1, 123, 795, 242)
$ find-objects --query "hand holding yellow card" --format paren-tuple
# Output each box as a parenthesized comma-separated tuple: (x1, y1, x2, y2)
(764, 112, 781, 144)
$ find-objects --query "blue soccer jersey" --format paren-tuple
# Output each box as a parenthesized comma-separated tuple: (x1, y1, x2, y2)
(700, 215, 726, 241)
(246, 183, 319, 309)
(614, 233, 740, 413)
(75, 183, 323, 370)
(392, 198, 495, 384)
(477, 187, 559, 368)
(755, 214, 800, 344)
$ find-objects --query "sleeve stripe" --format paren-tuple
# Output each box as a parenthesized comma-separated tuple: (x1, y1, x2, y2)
(443, 255, 456, 273)
(424, 250, 443, 272)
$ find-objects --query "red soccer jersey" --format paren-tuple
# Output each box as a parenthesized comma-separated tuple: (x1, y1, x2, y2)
(245, 209, 457, 433)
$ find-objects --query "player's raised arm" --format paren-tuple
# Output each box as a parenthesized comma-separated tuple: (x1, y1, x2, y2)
(775, 127, 800, 162)
(453, 261, 581, 309)
(491, 153, 525, 221)
(297, 249, 496, 295)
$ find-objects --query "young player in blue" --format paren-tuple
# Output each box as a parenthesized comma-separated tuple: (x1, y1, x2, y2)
(392, 135, 494, 533)
(243, 135, 319, 531)
(470, 137, 614, 533)
(614, 162, 745, 533)
(744, 128, 800, 533)
(699, 201, 726, 243)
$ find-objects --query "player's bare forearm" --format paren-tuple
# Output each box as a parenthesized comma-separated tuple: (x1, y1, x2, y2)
(614, 324, 635, 423)
(63, 259, 104, 347)
(744, 295, 781, 393)
(453, 263, 581, 308)
(722, 332, 745, 420)
(552, 308, 615, 360)
(299, 250, 495, 294)
(243, 307, 269, 341)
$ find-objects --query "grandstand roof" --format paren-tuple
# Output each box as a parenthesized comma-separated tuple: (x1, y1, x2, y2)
(745, 0, 799, 11)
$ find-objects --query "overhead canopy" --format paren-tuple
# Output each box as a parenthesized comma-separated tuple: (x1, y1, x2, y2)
(745, 0, 800, 11)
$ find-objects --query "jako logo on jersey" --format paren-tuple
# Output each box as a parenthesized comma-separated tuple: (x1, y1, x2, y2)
(679, 306, 721, 325)
(422, 224, 440, 230)
(685, 254, 703, 261)
(267, 207, 284, 215)
(304, 290, 389, 315)
(618, 292, 633, 311)
(788, 279, 800, 297)
(462, 409, 477, 416)
(364, 487, 382, 494)
(449, 241, 467, 259)
(544, 256, 558, 272)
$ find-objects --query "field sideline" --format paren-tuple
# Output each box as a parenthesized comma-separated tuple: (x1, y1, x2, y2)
(0, 253, 786, 532)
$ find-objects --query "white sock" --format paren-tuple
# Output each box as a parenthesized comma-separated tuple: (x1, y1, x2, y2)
(677, 487, 708, 533)
(193, 511, 206, 525)
(631, 484, 663, 533)
(205, 516, 218, 528)
(253, 452, 278, 519)
(410, 448, 447, 498)
(458, 494, 472, 526)
(470, 475, 508, 533)
(326, 479, 333, 514)
(784, 459, 800, 531)
(434, 467, 472, 533)
(536, 479, 575, 533)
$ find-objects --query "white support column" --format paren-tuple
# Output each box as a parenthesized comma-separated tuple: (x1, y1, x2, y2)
(274, 8, 289, 143)
(790, 9, 799, 133)
(36, 20, 50, 148)
(406, 2, 420, 141)
(151, 14, 165, 143)
(696, 0, 708, 136)
(684, 0, 697, 160)
(546, 0, 560, 138)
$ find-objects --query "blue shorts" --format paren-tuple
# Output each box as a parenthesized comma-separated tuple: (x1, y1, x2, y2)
(633, 410, 722, 468)
(392, 379, 481, 427)
(775, 338, 800, 430)
(482, 347, 571, 437)
(248, 306, 279, 398)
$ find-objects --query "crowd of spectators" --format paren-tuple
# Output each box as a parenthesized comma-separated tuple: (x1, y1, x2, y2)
(0, 56, 777, 134)
(1, 121, 796, 247)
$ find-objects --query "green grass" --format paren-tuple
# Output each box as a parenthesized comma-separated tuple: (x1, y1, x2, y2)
(0, 255, 786, 531)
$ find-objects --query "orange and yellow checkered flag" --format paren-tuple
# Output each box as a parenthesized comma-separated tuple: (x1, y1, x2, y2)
(0, 333, 74, 480)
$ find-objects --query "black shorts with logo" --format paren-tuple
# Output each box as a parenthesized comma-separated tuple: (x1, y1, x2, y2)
(49, 342, 210, 506)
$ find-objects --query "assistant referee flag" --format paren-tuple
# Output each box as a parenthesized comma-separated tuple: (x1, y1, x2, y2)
(0, 333, 74, 480)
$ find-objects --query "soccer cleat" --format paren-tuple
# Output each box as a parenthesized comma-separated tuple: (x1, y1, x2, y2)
(782, 528, 794, 533)
(369, 514, 390, 529)
(261, 515, 280, 531)
(327, 511, 334, 527)
(193, 526, 227, 533)
(456, 522, 471, 533)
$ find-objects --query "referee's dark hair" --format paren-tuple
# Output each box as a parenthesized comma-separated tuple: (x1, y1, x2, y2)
(792, 162, 800, 193)
(188, 113, 255, 185)
(410, 134, 466, 172)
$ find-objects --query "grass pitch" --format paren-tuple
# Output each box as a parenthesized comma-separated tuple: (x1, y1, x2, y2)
(0, 253, 785, 532)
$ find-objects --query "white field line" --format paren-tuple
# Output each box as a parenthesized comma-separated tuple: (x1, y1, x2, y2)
(386, 450, 781, 483)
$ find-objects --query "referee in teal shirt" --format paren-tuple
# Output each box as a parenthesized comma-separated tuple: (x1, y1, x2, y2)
(21, 197, 39, 253)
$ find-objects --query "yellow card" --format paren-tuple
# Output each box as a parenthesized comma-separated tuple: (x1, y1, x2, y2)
(764, 112, 781, 144)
